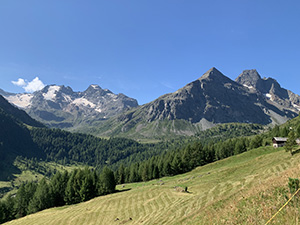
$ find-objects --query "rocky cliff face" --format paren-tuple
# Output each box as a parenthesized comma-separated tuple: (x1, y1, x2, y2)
(236, 69, 300, 112)
(3, 85, 138, 128)
(138, 67, 271, 124)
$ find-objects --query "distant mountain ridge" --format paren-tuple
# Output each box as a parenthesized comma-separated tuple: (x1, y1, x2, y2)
(89, 67, 300, 139)
(1, 68, 299, 139)
(2, 84, 138, 129)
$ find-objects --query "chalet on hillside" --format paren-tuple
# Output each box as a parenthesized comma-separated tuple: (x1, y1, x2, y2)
(272, 137, 288, 148)
(272, 137, 300, 148)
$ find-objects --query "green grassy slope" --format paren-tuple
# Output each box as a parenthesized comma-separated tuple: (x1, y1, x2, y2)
(5, 146, 300, 225)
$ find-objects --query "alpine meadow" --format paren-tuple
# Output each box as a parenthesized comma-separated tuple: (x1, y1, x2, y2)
(1, 1, 300, 225)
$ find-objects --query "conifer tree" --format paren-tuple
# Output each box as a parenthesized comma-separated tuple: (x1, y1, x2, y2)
(97, 167, 116, 195)
(285, 131, 297, 155)
(79, 168, 96, 201)
(64, 170, 77, 205)
(128, 164, 139, 183)
(141, 162, 149, 182)
(14, 182, 37, 218)
(28, 178, 52, 214)
(117, 164, 125, 184)
(50, 171, 68, 206)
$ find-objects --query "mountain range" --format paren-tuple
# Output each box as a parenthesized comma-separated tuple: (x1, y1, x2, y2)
(1, 84, 138, 129)
(88, 67, 299, 139)
(1, 67, 300, 139)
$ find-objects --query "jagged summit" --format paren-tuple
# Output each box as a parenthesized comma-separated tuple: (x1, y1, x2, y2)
(83, 84, 113, 97)
(235, 69, 262, 89)
(199, 67, 233, 84)
(89, 84, 101, 89)
(200, 67, 222, 78)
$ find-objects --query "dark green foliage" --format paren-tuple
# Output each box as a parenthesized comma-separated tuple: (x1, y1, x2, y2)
(0, 195, 15, 223)
(0, 168, 115, 223)
(14, 182, 37, 218)
(97, 167, 115, 195)
(116, 164, 125, 184)
(28, 178, 52, 214)
(195, 123, 263, 144)
(272, 125, 280, 137)
(234, 138, 247, 154)
(128, 163, 139, 183)
(288, 178, 299, 195)
(296, 125, 300, 138)
(116, 130, 275, 185)
(0, 109, 45, 180)
(249, 135, 263, 149)
(29, 127, 177, 171)
(285, 131, 297, 155)
(79, 168, 97, 202)
(280, 126, 289, 137)
(50, 171, 69, 206)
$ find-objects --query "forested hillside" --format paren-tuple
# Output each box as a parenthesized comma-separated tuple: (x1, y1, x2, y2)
(0, 109, 45, 180)
(29, 127, 173, 170)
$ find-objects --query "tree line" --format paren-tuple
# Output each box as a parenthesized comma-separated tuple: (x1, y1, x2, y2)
(0, 167, 115, 224)
(29, 128, 184, 170)
(113, 119, 298, 185)
(114, 134, 266, 185)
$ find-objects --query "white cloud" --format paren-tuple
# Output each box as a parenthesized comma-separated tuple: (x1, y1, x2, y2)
(12, 77, 45, 93)
(12, 78, 26, 87)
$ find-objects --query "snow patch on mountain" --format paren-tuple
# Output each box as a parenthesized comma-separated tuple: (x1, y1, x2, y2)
(72, 97, 96, 108)
(63, 94, 72, 102)
(264, 93, 273, 101)
(43, 86, 61, 101)
(243, 84, 254, 89)
(91, 84, 99, 89)
(292, 103, 300, 111)
(5, 94, 33, 108)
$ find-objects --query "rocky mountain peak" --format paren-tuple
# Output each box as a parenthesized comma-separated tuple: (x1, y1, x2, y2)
(37, 85, 74, 101)
(200, 67, 222, 78)
(83, 85, 113, 97)
(199, 67, 233, 84)
(235, 69, 262, 89)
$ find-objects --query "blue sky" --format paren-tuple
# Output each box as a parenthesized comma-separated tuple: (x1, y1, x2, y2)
(0, 0, 299, 105)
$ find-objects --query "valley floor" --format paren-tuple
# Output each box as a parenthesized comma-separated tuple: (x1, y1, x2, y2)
(5, 146, 300, 225)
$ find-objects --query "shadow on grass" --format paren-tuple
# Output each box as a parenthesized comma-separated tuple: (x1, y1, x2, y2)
(115, 188, 132, 193)
(291, 148, 300, 156)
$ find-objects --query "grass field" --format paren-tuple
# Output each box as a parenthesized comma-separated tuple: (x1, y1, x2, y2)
(5, 146, 300, 225)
